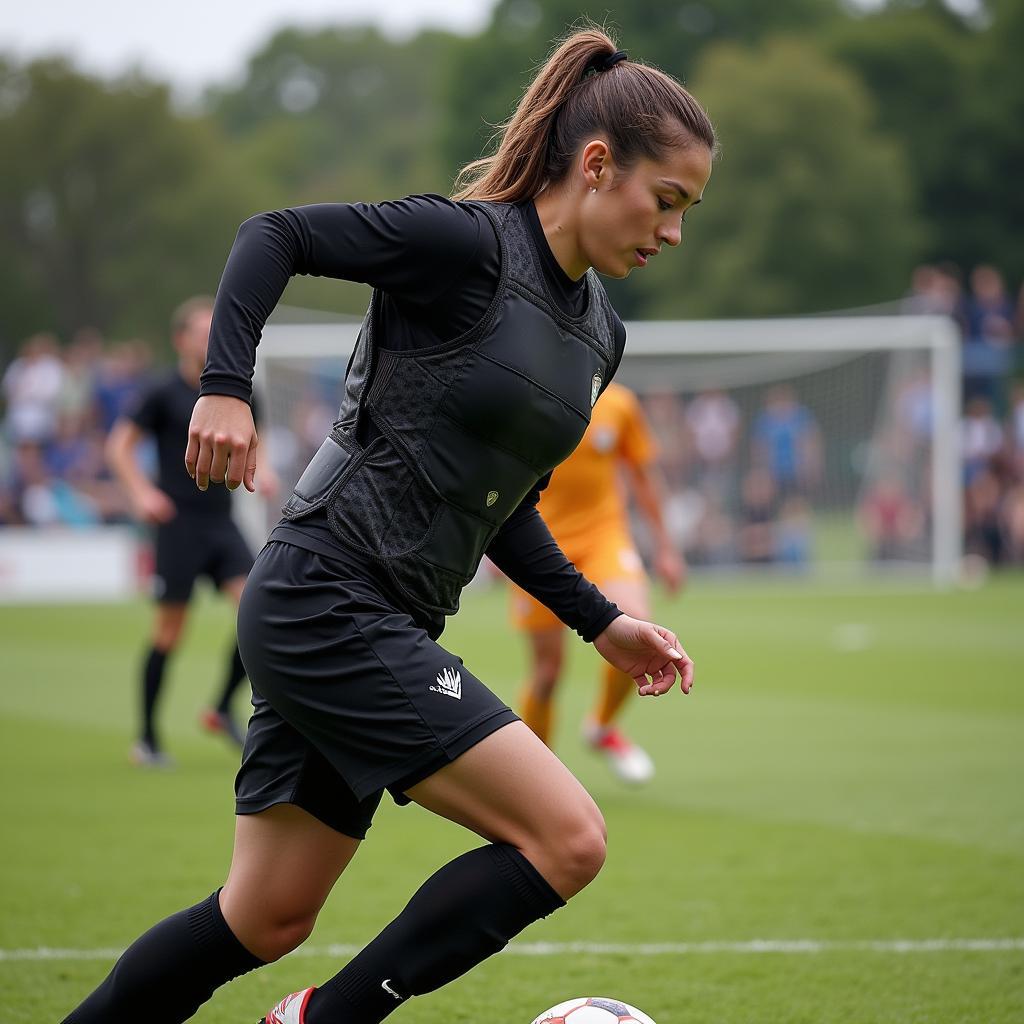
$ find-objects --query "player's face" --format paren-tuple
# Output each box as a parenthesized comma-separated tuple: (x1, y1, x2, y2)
(580, 143, 712, 280)
(175, 310, 212, 365)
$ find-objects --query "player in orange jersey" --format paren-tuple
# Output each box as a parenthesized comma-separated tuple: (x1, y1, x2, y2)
(512, 382, 686, 783)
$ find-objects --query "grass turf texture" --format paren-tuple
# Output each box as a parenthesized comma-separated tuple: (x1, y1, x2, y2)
(1, 575, 1022, 1022)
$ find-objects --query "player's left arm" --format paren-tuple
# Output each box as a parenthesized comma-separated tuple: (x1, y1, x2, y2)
(619, 391, 686, 593)
(488, 485, 692, 695)
(625, 460, 687, 593)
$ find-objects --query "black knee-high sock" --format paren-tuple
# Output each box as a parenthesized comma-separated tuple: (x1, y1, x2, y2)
(142, 646, 168, 747)
(214, 643, 248, 713)
(62, 890, 264, 1024)
(306, 844, 565, 1024)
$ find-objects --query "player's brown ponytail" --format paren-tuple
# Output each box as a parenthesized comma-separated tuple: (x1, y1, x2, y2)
(453, 27, 716, 203)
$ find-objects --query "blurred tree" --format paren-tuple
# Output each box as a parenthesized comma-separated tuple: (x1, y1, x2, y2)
(440, 0, 846, 191)
(204, 26, 460, 316)
(0, 57, 267, 357)
(826, 0, 1023, 284)
(207, 25, 454, 199)
(973, 0, 1024, 284)
(626, 37, 923, 318)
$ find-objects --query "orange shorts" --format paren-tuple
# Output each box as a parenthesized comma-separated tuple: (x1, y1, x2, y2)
(510, 530, 646, 632)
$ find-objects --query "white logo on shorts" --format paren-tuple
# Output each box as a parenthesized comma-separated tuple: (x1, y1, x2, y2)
(429, 666, 462, 699)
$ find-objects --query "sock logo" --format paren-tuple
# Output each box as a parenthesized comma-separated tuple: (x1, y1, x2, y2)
(429, 665, 462, 699)
(381, 978, 404, 1001)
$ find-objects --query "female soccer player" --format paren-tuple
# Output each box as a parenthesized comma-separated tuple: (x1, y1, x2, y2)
(513, 382, 686, 784)
(62, 27, 713, 1024)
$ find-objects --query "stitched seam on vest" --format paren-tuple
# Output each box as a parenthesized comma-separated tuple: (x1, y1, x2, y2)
(492, 204, 596, 326)
(436, 408, 548, 476)
(476, 350, 591, 424)
(370, 203, 510, 359)
(505, 278, 615, 364)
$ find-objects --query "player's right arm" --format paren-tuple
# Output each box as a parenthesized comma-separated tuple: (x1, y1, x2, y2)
(105, 418, 176, 524)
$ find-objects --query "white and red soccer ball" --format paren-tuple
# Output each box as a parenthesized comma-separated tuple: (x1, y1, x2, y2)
(531, 997, 656, 1024)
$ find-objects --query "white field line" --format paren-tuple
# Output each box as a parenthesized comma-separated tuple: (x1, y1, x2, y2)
(2, 938, 1023, 962)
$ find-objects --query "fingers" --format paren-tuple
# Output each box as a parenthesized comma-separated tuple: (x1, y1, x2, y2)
(224, 439, 249, 491)
(193, 436, 213, 491)
(636, 662, 678, 697)
(649, 623, 683, 662)
(677, 650, 694, 694)
(637, 623, 694, 696)
(243, 434, 259, 493)
(184, 433, 199, 482)
(208, 435, 231, 487)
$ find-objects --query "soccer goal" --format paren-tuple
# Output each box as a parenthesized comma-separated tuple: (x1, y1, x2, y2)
(242, 313, 961, 585)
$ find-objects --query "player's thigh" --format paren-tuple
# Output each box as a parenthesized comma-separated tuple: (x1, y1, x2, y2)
(153, 519, 204, 604)
(405, 720, 606, 896)
(221, 803, 360, 956)
(208, 520, 255, 595)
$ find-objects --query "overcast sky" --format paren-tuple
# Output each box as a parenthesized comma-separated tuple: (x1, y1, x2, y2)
(2, 0, 987, 98)
(1, 0, 497, 95)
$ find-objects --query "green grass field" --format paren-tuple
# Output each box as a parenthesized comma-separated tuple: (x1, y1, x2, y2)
(2, 575, 1023, 1023)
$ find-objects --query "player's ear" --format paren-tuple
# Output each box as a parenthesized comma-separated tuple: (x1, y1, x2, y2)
(580, 139, 611, 191)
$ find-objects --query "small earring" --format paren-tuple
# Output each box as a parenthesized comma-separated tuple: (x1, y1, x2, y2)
(589, 187, 598, 194)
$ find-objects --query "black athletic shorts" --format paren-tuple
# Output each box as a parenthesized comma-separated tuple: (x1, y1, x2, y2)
(154, 515, 254, 603)
(234, 541, 519, 840)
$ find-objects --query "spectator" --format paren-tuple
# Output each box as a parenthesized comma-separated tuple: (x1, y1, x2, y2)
(961, 264, 1016, 406)
(776, 494, 813, 568)
(94, 340, 151, 432)
(684, 387, 740, 496)
(737, 465, 778, 564)
(640, 390, 692, 490)
(2, 333, 65, 444)
(59, 327, 104, 426)
(11, 439, 100, 527)
(751, 384, 822, 497)
(859, 473, 924, 562)
(961, 396, 1003, 485)
(963, 467, 1004, 564)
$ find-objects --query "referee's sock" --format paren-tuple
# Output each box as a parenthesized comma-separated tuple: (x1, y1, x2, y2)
(306, 843, 564, 1024)
(214, 642, 248, 714)
(141, 646, 169, 748)
(61, 889, 264, 1024)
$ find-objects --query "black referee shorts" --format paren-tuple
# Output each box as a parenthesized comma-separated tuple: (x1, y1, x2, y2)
(154, 514, 254, 603)
(234, 541, 518, 840)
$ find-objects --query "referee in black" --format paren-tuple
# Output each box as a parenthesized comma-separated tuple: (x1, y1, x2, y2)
(105, 296, 277, 765)
(64, 27, 711, 1024)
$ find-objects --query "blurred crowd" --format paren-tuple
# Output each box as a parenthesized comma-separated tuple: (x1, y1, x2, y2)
(2, 260, 1023, 570)
(903, 262, 1024, 566)
(0, 330, 152, 527)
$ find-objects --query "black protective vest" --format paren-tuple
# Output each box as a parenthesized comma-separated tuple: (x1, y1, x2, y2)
(282, 202, 620, 618)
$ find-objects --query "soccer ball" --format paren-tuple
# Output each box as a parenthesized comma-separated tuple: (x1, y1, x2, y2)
(531, 997, 656, 1024)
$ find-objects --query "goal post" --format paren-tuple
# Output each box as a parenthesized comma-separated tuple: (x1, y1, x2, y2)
(241, 314, 961, 586)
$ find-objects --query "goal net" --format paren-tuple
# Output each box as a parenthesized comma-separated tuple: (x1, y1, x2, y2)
(244, 314, 961, 585)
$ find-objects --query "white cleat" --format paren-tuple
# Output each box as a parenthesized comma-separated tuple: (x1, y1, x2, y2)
(583, 722, 655, 784)
(264, 988, 316, 1024)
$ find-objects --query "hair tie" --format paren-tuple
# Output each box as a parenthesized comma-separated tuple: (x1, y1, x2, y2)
(590, 50, 628, 74)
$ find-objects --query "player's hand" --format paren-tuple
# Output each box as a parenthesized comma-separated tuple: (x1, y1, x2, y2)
(133, 486, 176, 525)
(655, 543, 687, 594)
(185, 395, 258, 492)
(593, 614, 693, 696)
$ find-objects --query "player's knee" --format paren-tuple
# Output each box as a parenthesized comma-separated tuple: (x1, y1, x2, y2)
(550, 806, 607, 896)
(531, 655, 564, 695)
(245, 909, 317, 963)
